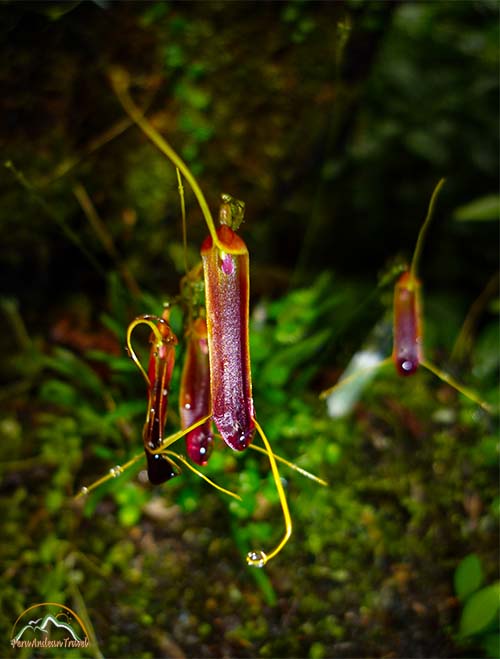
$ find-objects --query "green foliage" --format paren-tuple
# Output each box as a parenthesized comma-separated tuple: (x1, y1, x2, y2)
(459, 583, 500, 638)
(455, 554, 485, 601)
(454, 555, 500, 658)
(454, 195, 500, 222)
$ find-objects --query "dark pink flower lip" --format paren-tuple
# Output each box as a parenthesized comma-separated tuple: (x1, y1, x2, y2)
(201, 225, 255, 452)
(180, 317, 214, 466)
(140, 314, 178, 483)
(393, 271, 422, 377)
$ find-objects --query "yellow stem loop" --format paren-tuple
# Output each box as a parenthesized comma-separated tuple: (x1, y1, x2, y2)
(246, 419, 293, 568)
(126, 315, 171, 386)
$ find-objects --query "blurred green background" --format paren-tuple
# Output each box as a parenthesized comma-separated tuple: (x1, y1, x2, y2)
(0, 1, 498, 657)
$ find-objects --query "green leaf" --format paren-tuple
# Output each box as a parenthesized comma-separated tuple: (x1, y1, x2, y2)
(459, 582, 500, 638)
(102, 399, 146, 424)
(454, 195, 500, 222)
(261, 329, 330, 388)
(454, 554, 485, 601)
(39, 379, 79, 407)
(44, 347, 104, 395)
(482, 633, 500, 659)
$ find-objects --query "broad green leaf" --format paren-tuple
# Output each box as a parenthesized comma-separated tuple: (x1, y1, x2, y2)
(459, 582, 500, 638)
(454, 195, 500, 222)
(482, 633, 500, 659)
(454, 554, 485, 601)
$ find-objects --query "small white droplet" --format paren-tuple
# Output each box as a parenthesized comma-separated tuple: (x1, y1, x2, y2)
(162, 389, 168, 396)
(79, 486, 89, 497)
(199, 447, 206, 455)
(184, 403, 191, 410)
(246, 550, 267, 568)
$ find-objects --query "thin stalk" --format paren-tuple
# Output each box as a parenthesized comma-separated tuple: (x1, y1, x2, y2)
(109, 70, 240, 254)
(151, 415, 211, 453)
(73, 182, 141, 297)
(410, 178, 446, 281)
(246, 418, 292, 567)
(320, 356, 392, 399)
(163, 450, 241, 500)
(5, 161, 106, 277)
(126, 316, 170, 386)
(39, 116, 133, 185)
(68, 582, 104, 659)
(421, 359, 493, 414)
(451, 271, 499, 363)
(1, 298, 32, 351)
(75, 453, 144, 498)
(248, 443, 328, 486)
(176, 168, 189, 275)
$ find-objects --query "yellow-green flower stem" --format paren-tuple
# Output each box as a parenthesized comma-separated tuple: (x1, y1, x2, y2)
(421, 359, 494, 414)
(146, 415, 211, 454)
(110, 69, 245, 255)
(75, 454, 143, 498)
(126, 315, 172, 386)
(319, 357, 392, 399)
(176, 167, 189, 275)
(246, 419, 293, 568)
(75, 443, 241, 501)
(319, 353, 492, 413)
(248, 443, 328, 487)
(410, 178, 446, 282)
(162, 450, 241, 500)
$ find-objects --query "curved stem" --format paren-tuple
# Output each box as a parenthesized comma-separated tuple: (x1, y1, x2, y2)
(410, 178, 446, 281)
(248, 443, 328, 486)
(149, 414, 212, 453)
(421, 358, 493, 414)
(176, 167, 189, 275)
(451, 271, 500, 363)
(163, 450, 241, 500)
(126, 315, 169, 386)
(110, 70, 236, 254)
(246, 419, 292, 568)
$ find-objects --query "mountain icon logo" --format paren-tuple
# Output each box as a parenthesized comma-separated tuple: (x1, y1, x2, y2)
(10, 602, 91, 650)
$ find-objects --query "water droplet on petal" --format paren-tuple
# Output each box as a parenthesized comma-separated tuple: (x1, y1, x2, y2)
(246, 550, 267, 568)
(402, 360, 414, 372)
